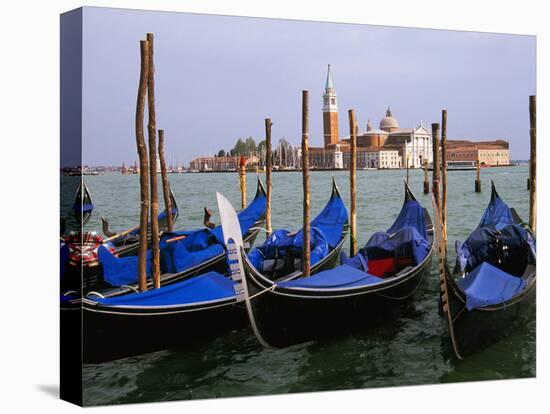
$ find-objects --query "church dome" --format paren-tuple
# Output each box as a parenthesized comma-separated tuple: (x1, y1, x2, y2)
(379, 107, 399, 131)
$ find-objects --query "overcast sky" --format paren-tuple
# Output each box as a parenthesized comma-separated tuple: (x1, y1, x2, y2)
(79, 7, 535, 165)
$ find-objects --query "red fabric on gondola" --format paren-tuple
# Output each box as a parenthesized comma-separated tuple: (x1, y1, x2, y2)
(65, 231, 116, 267)
(367, 256, 413, 278)
(367, 258, 395, 277)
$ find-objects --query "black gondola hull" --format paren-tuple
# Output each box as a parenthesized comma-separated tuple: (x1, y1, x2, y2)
(444, 273, 536, 357)
(82, 301, 246, 363)
(243, 250, 432, 348)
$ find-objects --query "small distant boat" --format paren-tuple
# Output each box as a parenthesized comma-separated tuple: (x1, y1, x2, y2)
(428, 161, 477, 171)
(436, 181, 536, 359)
(73, 181, 93, 225)
(229, 182, 433, 348)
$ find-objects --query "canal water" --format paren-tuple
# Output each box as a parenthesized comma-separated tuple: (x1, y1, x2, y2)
(73, 166, 535, 405)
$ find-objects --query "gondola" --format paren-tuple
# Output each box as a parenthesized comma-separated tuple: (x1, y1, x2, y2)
(100, 186, 180, 257)
(436, 182, 536, 359)
(61, 177, 267, 307)
(221, 181, 433, 348)
(79, 179, 348, 362)
(73, 181, 93, 225)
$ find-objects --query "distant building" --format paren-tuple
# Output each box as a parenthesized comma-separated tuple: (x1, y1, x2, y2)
(446, 140, 509, 166)
(343, 147, 401, 169)
(189, 155, 260, 171)
(307, 65, 509, 169)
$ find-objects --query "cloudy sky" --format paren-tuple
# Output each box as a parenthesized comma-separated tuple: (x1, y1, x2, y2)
(76, 6, 535, 165)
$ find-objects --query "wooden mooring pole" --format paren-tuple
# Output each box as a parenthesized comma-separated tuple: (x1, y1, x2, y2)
(239, 156, 246, 209)
(146, 33, 160, 289)
(423, 159, 429, 194)
(441, 110, 448, 245)
(432, 123, 441, 214)
(475, 154, 481, 193)
(158, 129, 173, 232)
(348, 109, 357, 257)
(301, 90, 311, 277)
(136, 40, 150, 292)
(529, 95, 536, 234)
(265, 118, 273, 238)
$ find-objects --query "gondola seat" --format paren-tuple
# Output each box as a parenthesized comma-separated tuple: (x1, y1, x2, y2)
(98, 245, 152, 287)
(278, 264, 382, 289)
(94, 271, 235, 307)
(457, 262, 526, 310)
(248, 227, 329, 275)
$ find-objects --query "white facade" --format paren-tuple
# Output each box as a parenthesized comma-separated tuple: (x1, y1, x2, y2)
(322, 64, 338, 113)
(334, 147, 343, 169)
(378, 150, 401, 169)
(344, 149, 400, 169)
(400, 122, 433, 168)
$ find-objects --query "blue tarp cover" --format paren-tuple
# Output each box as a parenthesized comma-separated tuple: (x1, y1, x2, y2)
(248, 191, 347, 271)
(160, 231, 224, 274)
(343, 198, 430, 269)
(95, 271, 235, 307)
(98, 245, 152, 286)
(455, 193, 536, 275)
(457, 262, 526, 310)
(387, 200, 428, 240)
(363, 226, 430, 265)
(278, 264, 382, 289)
(478, 194, 515, 230)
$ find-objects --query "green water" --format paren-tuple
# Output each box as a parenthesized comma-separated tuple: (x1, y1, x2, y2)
(74, 166, 535, 405)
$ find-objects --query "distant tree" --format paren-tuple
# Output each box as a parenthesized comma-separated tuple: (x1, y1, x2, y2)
(245, 137, 257, 155)
(257, 140, 266, 153)
(217, 149, 226, 157)
(232, 138, 247, 156)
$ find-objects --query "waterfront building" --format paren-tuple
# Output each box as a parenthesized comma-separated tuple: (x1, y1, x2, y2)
(342, 147, 401, 169)
(189, 155, 260, 171)
(446, 140, 509, 166)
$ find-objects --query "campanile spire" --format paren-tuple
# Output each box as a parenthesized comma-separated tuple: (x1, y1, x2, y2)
(322, 64, 339, 148)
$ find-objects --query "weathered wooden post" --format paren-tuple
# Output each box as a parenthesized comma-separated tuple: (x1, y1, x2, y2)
(441, 109, 448, 245)
(302, 90, 311, 277)
(146, 33, 161, 289)
(265, 118, 273, 238)
(136, 40, 150, 292)
(529, 95, 536, 234)
(432, 123, 441, 214)
(348, 109, 357, 257)
(239, 156, 247, 209)
(475, 153, 482, 193)
(406, 153, 410, 185)
(423, 159, 429, 194)
(158, 129, 173, 232)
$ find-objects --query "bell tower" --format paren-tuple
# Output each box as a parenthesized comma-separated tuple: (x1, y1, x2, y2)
(322, 64, 339, 148)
